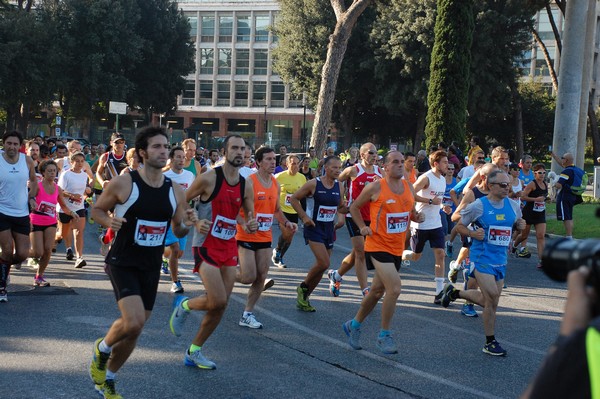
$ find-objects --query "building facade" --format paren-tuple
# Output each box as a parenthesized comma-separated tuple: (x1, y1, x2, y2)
(174, 0, 313, 150)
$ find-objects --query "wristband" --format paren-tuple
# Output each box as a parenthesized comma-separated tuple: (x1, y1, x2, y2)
(429, 198, 433, 205)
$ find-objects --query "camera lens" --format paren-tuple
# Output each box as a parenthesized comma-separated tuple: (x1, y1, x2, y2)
(542, 238, 600, 282)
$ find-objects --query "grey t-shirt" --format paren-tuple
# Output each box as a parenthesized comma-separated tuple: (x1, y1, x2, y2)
(191, 200, 212, 247)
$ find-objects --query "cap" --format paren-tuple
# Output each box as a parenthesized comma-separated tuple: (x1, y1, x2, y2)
(111, 132, 125, 143)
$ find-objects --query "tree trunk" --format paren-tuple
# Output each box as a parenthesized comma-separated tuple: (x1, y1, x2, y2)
(511, 83, 525, 161)
(532, 28, 559, 93)
(546, 3, 562, 55)
(309, 0, 371, 156)
(413, 103, 426, 152)
(590, 100, 600, 165)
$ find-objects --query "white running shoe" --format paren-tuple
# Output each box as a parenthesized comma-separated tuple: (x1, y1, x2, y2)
(239, 313, 263, 329)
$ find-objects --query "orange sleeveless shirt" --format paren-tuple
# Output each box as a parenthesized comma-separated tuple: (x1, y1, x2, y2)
(365, 179, 415, 256)
(236, 173, 279, 243)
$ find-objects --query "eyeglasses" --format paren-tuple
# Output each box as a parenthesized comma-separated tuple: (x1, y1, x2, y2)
(489, 182, 510, 188)
(536, 171, 546, 175)
(114, 140, 125, 144)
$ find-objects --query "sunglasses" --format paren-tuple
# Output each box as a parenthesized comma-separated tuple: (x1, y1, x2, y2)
(489, 182, 510, 188)
(114, 140, 125, 144)
(477, 157, 485, 160)
(367, 151, 376, 155)
(536, 171, 546, 175)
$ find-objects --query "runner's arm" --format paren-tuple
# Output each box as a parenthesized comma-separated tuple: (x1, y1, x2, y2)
(290, 179, 316, 224)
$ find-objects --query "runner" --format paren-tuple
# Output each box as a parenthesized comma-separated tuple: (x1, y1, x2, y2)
(181, 138, 203, 176)
(96, 133, 128, 189)
(162, 147, 195, 293)
(89, 127, 196, 398)
(342, 151, 422, 353)
(168, 135, 257, 370)
(441, 169, 525, 356)
(290, 156, 348, 312)
(236, 147, 297, 328)
(0, 131, 38, 302)
(272, 155, 306, 268)
(327, 143, 382, 297)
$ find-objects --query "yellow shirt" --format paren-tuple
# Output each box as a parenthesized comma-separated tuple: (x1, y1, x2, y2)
(275, 170, 307, 214)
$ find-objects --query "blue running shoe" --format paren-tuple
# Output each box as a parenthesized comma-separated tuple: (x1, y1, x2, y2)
(445, 241, 453, 257)
(342, 320, 362, 350)
(169, 296, 190, 337)
(461, 303, 478, 317)
(184, 348, 216, 369)
(161, 257, 169, 275)
(376, 334, 398, 354)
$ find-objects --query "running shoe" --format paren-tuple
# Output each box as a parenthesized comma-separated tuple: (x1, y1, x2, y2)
(277, 258, 287, 269)
(327, 269, 341, 297)
(170, 280, 184, 293)
(89, 338, 111, 385)
(402, 260, 410, 267)
(33, 276, 50, 287)
(516, 247, 532, 258)
(362, 287, 370, 296)
(461, 303, 478, 317)
(13, 262, 22, 270)
(95, 379, 122, 399)
(169, 296, 190, 337)
(447, 260, 463, 284)
(0, 289, 7, 303)
(161, 257, 169, 275)
(296, 286, 316, 312)
(75, 257, 87, 269)
(27, 257, 39, 270)
(66, 247, 74, 261)
(376, 334, 398, 354)
(99, 234, 110, 256)
(239, 313, 263, 329)
(536, 262, 543, 269)
(342, 320, 362, 350)
(262, 278, 275, 291)
(445, 240, 453, 257)
(271, 248, 281, 266)
(433, 290, 443, 305)
(184, 348, 216, 369)
(402, 249, 414, 261)
(441, 283, 458, 308)
(482, 340, 507, 356)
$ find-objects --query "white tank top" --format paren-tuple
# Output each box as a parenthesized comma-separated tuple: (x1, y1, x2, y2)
(0, 153, 30, 216)
(413, 169, 446, 230)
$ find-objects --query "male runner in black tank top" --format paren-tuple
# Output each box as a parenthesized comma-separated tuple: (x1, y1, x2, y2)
(89, 127, 197, 398)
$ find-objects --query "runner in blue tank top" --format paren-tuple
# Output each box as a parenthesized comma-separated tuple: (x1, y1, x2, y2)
(441, 169, 525, 357)
(290, 156, 348, 312)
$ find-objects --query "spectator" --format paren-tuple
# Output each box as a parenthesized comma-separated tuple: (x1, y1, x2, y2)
(551, 152, 586, 239)
(416, 150, 431, 176)
(467, 136, 483, 166)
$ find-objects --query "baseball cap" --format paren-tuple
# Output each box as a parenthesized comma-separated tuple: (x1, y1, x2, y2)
(111, 132, 125, 143)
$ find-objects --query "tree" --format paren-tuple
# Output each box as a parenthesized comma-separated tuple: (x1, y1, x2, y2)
(126, 0, 195, 121)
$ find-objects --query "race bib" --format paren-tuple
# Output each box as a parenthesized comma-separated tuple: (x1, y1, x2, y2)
(211, 214, 237, 240)
(134, 219, 168, 247)
(487, 225, 512, 247)
(37, 201, 56, 217)
(442, 196, 454, 208)
(533, 201, 545, 212)
(256, 213, 274, 232)
(386, 212, 409, 234)
(316, 205, 337, 222)
(285, 193, 293, 207)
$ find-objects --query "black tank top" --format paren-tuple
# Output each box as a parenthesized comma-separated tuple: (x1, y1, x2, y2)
(473, 186, 486, 199)
(104, 152, 128, 180)
(106, 171, 176, 270)
(523, 180, 548, 213)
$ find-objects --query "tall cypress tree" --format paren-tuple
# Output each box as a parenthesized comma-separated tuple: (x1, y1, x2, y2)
(425, 0, 474, 150)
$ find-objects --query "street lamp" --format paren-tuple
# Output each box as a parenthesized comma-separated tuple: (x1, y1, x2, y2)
(302, 93, 307, 151)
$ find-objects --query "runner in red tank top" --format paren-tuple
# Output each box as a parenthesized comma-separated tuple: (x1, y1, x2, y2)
(327, 142, 383, 297)
(169, 135, 258, 370)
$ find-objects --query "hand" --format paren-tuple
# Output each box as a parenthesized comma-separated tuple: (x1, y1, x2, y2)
(195, 219, 212, 234)
(442, 205, 452, 215)
(110, 216, 126, 232)
(71, 211, 80, 221)
(470, 228, 485, 241)
(183, 208, 197, 226)
(303, 217, 315, 228)
(535, 196, 545, 202)
(359, 226, 372, 236)
(560, 267, 597, 337)
(284, 221, 298, 232)
(245, 211, 258, 233)
(516, 218, 526, 231)
(412, 212, 425, 223)
(432, 197, 442, 206)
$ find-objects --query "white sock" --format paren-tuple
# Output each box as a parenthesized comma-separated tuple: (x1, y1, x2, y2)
(106, 369, 116, 381)
(435, 277, 445, 294)
(243, 311, 252, 318)
(99, 339, 112, 354)
(334, 270, 342, 281)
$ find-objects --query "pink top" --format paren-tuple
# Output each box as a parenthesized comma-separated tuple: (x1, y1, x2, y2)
(30, 181, 59, 226)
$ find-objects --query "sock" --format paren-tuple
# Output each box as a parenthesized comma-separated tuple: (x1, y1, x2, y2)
(66, 247, 72, 252)
(434, 277, 445, 294)
(35, 274, 40, 279)
(486, 335, 496, 344)
(279, 240, 291, 258)
(243, 311, 252, 318)
(379, 329, 391, 338)
(105, 370, 116, 381)
(351, 319, 361, 329)
(182, 299, 191, 311)
(334, 270, 342, 282)
(276, 235, 285, 252)
(189, 344, 202, 353)
(99, 339, 112, 354)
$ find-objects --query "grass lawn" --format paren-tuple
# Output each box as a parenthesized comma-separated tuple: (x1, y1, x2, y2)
(546, 202, 600, 238)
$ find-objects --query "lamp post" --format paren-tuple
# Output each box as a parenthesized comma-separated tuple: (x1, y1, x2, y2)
(264, 104, 268, 134)
(302, 93, 307, 151)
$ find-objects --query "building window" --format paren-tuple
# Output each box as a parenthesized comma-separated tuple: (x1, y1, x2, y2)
(219, 15, 233, 43)
(270, 82, 284, 108)
(236, 49, 250, 75)
(217, 81, 230, 106)
(199, 80, 213, 106)
(289, 90, 303, 108)
(182, 80, 195, 106)
(234, 82, 248, 106)
(237, 15, 251, 42)
(200, 48, 214, 75)
(218, 49, 232, 75)
(255, 14, 270, 42)
(187, 16, 198, 39)
(254, 49, 268, 75)
(200, 15, 215, 42)
(252, 82, 266, 107)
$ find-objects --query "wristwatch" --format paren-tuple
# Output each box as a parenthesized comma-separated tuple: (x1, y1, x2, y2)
(428, 198, 433, 205)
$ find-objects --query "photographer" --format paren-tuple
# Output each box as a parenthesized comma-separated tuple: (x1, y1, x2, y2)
(522, 266, 598, 398)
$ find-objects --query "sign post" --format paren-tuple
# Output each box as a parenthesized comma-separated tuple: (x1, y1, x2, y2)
(594, 166, 600, 198)
(109, 101, 128, 132)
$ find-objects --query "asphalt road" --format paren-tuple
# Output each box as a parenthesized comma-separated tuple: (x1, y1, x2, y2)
(0, 220, 567, 399)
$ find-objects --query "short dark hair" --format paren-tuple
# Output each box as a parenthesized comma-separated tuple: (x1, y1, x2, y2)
(323, 156, 341, 166)
(39, 144, 50, 156)
(223, 134, 244, 152)
(533, 163, 546, 172)
(56, 144, 67, 152)
(39, 160, 57, 174)
(169, 146, 184, 159)
(471, 136, 480, 145)
(209, 149, 219, 156)
(134, 126, 168, 161)
(404, 151, 415, 158)
(255, 146, 274, 162)
(2, 131, 23, 145)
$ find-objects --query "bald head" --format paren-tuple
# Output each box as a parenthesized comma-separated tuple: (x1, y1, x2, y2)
(562, 153, 574, 164)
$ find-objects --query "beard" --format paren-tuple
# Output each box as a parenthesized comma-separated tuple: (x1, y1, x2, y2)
(227, 157, 243, 167)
